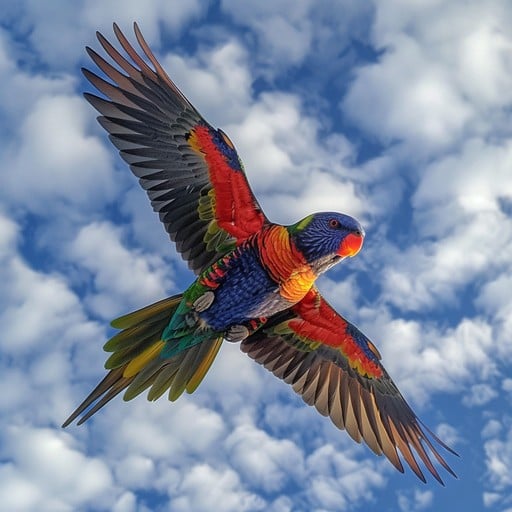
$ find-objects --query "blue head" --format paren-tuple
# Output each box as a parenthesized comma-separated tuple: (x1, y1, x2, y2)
(289, 212, 365, 273)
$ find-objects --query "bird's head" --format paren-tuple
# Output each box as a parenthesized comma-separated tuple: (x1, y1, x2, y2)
(288, 212, 365, 273)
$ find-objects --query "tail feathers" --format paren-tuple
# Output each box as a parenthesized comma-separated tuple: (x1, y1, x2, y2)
(110, 295, 181, 329)
(122, 337, 223, 402)
(62, 294, 223, 427)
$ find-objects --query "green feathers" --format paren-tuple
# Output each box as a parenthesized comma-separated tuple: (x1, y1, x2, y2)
(160, 284, 219, 359)
(287, 214, 314, 235)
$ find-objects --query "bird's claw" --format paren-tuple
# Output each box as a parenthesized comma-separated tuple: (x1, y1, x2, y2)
(193, 291, 215, 312)
(225, 324, 250, 343)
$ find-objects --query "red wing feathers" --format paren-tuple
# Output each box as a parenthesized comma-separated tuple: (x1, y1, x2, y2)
(84, 23, 267, 273)
(241, 288, 457, 484)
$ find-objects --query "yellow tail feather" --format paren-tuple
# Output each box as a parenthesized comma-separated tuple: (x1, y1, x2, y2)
(123, 340, 166, 378)
(186, 337, 223, 393)
(63, 293, 224, 426)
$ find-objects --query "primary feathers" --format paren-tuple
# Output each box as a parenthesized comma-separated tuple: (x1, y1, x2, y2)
(63, 23, 457, 484)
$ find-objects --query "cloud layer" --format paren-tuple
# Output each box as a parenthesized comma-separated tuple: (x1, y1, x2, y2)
(1, 1, 511, 511)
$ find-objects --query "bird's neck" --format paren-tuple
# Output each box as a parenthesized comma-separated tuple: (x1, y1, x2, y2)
(256, 225, 317, 303)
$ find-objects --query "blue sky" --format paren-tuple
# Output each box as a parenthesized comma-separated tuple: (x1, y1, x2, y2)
(1, 1, 512, 511)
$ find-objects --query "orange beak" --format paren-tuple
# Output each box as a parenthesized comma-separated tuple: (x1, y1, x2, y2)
(337, 232, 364, 257)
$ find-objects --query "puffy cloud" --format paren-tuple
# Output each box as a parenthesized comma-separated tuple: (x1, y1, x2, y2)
(380, 207, 512, 311)
(220, 0, 372, 76)
(0, 27, 75, 127)
(483, 417, 512, 507)
(225, 423, 305, 493)
(0, 426, 114, 512)
(3, 2, 512, 511)
(306, 443, 385, 510)
(221, 0, 313, 66)
(344, 0, 512, 156)
(359, 308, 497, 404)
(95, 398, 226, 462)
(482, 419, 503, 440)
(169, 464, 265, 512)
(81, 0, 208, 45)
(2, 94, 116, 216)
(397, 489, 433, 512)
(161, 39, 252, 125)
(68, 221, 173, 318)
(375, 137, 512, 315)
(414, 138, 512, 219)
(462, 384, 498, 407)
(114, 455, 156, 490)
(1, 0, 209, 70)
(0, 213, 87, 354)
(226, 92, 366, 223)
(344, 35, 473, 154)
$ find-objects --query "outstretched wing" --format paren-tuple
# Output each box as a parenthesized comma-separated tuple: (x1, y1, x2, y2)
(84, 23, 267, 273)
(241, 287, 457, 484)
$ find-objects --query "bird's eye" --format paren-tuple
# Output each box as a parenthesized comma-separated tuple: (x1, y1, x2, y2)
(329, 219, 340, 229)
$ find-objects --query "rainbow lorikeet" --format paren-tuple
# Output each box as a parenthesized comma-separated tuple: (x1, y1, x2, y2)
(63, 23, 457, 484)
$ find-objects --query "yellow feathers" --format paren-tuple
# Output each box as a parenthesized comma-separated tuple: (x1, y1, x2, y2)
(186, 338, 223, 394)
(123, 340, 165, 378)
(280, 267, 317, 303)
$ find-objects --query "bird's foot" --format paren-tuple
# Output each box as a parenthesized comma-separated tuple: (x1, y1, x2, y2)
(193, 291, 215, 312)
(225, 324, 250, 343)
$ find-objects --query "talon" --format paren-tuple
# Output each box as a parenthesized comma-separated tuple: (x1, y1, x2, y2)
(225, 324, 250, 343)
(193, 291, 215, 312)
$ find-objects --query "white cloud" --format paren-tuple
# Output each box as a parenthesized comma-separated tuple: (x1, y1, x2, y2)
(2, 94, 117, 215)
(0, 28, 75, 126)
(0, 426, 114, 512)
(462, 383, 498, 407)
(379, 206, 512, 312)
(344, 0, 512, 156)
(306, 443, 385, 510)
(225, 423, 305, 493)
(114, 455, 155, 490)
(162, 40, 252, 124)
(482, 419, 502, 440)
(0, 213, 88, 354)
(397, 489, 433, 512)
(170, 464, 265, 512)
(69, 221, 173, 318)
(484, 419, 512, 493)
(220, 0, 372, 75)
(3, 2, 512, 511)
(225, 92, 366, 223)
(359, 308, 497, 403)
(112, 492, 138, 512)
(414, 138, 512, 218)
(96, 398, 226, 462)
(82, 0, 208, 45)
(482, 417, 512, 511)
(483, 491, 502, 508)
(343, 34, 472, 154)
(220, 0, 313, 68)
(1, 0, 208, 70)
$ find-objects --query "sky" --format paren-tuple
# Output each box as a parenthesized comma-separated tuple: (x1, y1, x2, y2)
(1, 0, 512, 511)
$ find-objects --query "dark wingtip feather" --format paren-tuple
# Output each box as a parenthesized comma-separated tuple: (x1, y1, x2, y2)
(242, 327, 457, 485)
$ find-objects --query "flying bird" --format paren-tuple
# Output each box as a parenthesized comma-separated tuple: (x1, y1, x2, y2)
(63, 23, 457, 484)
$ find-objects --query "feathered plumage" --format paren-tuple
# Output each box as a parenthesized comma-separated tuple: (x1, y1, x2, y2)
(63, 23, 457, 484)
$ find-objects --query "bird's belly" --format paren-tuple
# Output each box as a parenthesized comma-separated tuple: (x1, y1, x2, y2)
(198, 248, 296, 330)
(247, 290, 293, 318)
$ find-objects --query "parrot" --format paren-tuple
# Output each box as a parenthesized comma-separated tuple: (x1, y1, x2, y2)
(63, 23, 457, 484)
